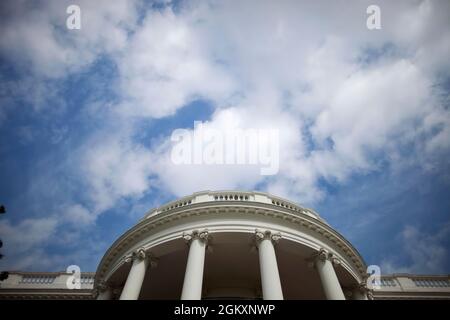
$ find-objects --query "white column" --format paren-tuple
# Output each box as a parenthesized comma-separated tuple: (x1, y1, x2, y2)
(96, 281, 113, 300)
(314, 249, 345, 300)
(119, 248, 148, 300)
(255, 230, 283, 300)
(181, 230, 209, 300)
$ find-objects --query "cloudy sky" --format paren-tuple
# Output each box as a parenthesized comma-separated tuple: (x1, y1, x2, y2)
(0, 0, 449, 275)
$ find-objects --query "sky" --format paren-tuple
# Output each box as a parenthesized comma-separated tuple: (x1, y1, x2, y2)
(0, 0, 449, 275)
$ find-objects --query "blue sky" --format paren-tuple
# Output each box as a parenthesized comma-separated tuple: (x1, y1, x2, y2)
(0, 0, 449, 274)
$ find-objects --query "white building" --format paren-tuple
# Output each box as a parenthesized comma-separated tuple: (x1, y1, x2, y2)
(1, 191, 449, 300)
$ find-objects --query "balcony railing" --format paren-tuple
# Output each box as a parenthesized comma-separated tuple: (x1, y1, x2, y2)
(142, 190, 323, 221)
(412, 278, 450, 288)
(376, 275, 450, 292)
(379, 278, 398, 287)
(20, 275, 56, 284)
(0, 272, 95, 290)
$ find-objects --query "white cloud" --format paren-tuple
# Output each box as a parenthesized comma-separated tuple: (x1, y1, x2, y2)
(309, 59, 432, 175)
(390, 0, 450, 75)
(0, 0, 448, 206)
(0, 205, 108, 271)
(0, 0, 140, 78)
(114, 7, 235, 118)
(54, 0, 449, 207)
(0, 217, 58, 254)
(78, 131, 155, 213)
(62, 204, 95, 226)
(382, 224, 450, 274)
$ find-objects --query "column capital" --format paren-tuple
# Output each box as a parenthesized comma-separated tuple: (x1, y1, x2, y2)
(123, 248, 158, 266)
(255, 229, 282, 244)
(311, 248, 341, 265)
(132, 247, 147, 261)
(182, 229, 210, 244)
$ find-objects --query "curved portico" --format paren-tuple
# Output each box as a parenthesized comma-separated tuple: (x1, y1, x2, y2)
(93, 191, 370, 300)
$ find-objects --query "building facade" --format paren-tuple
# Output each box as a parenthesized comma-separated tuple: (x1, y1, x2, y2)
(1, 191, 449, 300)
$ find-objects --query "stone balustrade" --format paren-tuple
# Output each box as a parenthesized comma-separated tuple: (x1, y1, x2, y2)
(0, 272, 95, 290)
(374, 274, 450, 299)
(142, 190, 323, 222)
